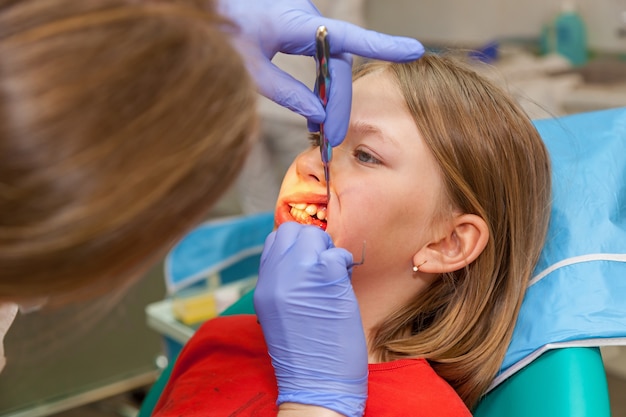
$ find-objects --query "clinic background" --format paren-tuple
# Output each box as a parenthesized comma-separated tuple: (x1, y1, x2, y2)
(1, 0, 626, 416)
(370, 0, 625, 54)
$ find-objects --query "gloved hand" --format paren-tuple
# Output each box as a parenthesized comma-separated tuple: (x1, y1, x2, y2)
(217, 0, 425, 146)
(254, 222, 368, 417)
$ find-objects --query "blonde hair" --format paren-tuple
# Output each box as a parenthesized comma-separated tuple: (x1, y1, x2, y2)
(355, 55, 551, 409)
(0, 0, 257, 300)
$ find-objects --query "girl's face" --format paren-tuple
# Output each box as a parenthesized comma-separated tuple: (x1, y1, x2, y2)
(275, 70, 446, 306)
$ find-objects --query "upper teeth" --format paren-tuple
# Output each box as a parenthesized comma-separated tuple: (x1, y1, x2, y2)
(289, 203, 326, 221)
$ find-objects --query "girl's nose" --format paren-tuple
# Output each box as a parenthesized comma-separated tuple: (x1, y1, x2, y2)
(295, 147, 325, 185)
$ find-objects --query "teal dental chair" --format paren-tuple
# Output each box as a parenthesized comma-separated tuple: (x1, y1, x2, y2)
(473, 347, 609, 417)
(139, 107, 626, 417)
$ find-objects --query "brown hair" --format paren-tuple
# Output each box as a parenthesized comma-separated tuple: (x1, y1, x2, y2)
(355, 55, 552, 409)
(0, 0, 257, 301)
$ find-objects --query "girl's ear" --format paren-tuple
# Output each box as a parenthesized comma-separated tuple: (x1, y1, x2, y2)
(413, 214, 489, 274)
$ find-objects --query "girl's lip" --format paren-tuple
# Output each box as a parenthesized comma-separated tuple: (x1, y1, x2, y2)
(275, 192, 329, 231)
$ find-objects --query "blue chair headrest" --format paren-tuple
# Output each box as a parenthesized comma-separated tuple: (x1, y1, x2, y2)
(495, 107, 626, 389)
(164, 212, 274, 294)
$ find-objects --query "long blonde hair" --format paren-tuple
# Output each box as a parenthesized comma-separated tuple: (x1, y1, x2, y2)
(356, 55, 552, 409)
(0, 0, 257, 301)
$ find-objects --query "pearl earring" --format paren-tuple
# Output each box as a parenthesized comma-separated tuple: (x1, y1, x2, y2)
(412, 261, 427, 273)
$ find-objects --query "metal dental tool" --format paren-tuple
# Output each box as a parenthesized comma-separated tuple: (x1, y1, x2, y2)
(315, 25, 332, 203)
(315, 27, 364, 270)
(347, 241, 367, 269)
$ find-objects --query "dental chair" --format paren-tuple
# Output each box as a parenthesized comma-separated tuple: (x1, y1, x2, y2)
(139, 290, 610, 417)
(473, 347, 609, 417)
(139, 107, 626, 417)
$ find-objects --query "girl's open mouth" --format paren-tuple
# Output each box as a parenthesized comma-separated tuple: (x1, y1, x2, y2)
(288, 202, 327, 230)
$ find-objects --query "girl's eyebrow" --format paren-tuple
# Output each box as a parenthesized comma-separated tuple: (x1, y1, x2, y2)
(350, 121, 398, 146)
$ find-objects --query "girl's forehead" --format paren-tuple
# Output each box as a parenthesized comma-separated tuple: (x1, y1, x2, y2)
(351, 76, 411, 136)
(352, 73, 402, 109)
(354, 69, 394, 88)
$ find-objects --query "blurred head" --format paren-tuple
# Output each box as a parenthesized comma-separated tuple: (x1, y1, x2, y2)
(0, 0, 258, 303)
(276, 53, 551, 408)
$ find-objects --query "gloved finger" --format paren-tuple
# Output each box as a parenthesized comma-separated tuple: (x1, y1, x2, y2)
(263, 223, 332, 264)
(324, 52, 353, 146)
(297, 224, 335, 254)
(259, 229, 278, 265)
(307, 119, 319, 134)
(261, 222, 302, 259)
(319, 247, 354, 278)
(254, 60, 325, 123)
(316, 18, 425, 61)
(307, 79, 321, 134)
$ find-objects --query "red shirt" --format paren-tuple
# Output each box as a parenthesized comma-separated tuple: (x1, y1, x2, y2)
(154, 315, 471, 417)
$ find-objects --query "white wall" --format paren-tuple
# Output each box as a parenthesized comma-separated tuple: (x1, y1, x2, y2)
(365, 0, 626, 53)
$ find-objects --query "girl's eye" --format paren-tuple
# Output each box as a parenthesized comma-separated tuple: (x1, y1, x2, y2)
(354, 148, 381, 165)
(308, 132, 321, 148)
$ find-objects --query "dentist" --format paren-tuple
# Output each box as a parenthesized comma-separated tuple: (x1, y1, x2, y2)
(0, 0, 423, 415)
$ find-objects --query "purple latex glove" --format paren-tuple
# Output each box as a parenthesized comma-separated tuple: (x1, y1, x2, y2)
(254, 222, 368, 417)
(217, 0, 425, 146)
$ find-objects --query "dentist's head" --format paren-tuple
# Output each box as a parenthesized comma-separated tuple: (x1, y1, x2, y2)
(0, 0, 257, 307)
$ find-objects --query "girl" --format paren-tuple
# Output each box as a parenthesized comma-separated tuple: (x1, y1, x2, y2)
(154, 54, 552, 416)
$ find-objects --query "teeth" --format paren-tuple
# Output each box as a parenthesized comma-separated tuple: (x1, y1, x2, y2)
(289, 203, 327, 222)
(290, 207, 310, 223)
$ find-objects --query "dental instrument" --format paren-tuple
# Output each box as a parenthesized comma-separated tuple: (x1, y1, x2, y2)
(347, 241, 367, 269)
(315, 25, 332, 203)
(315, 27, 366, 269)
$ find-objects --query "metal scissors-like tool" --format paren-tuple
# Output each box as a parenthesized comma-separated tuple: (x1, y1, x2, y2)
(315, 26, 332, 203)
(315, 27, 366, 268)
